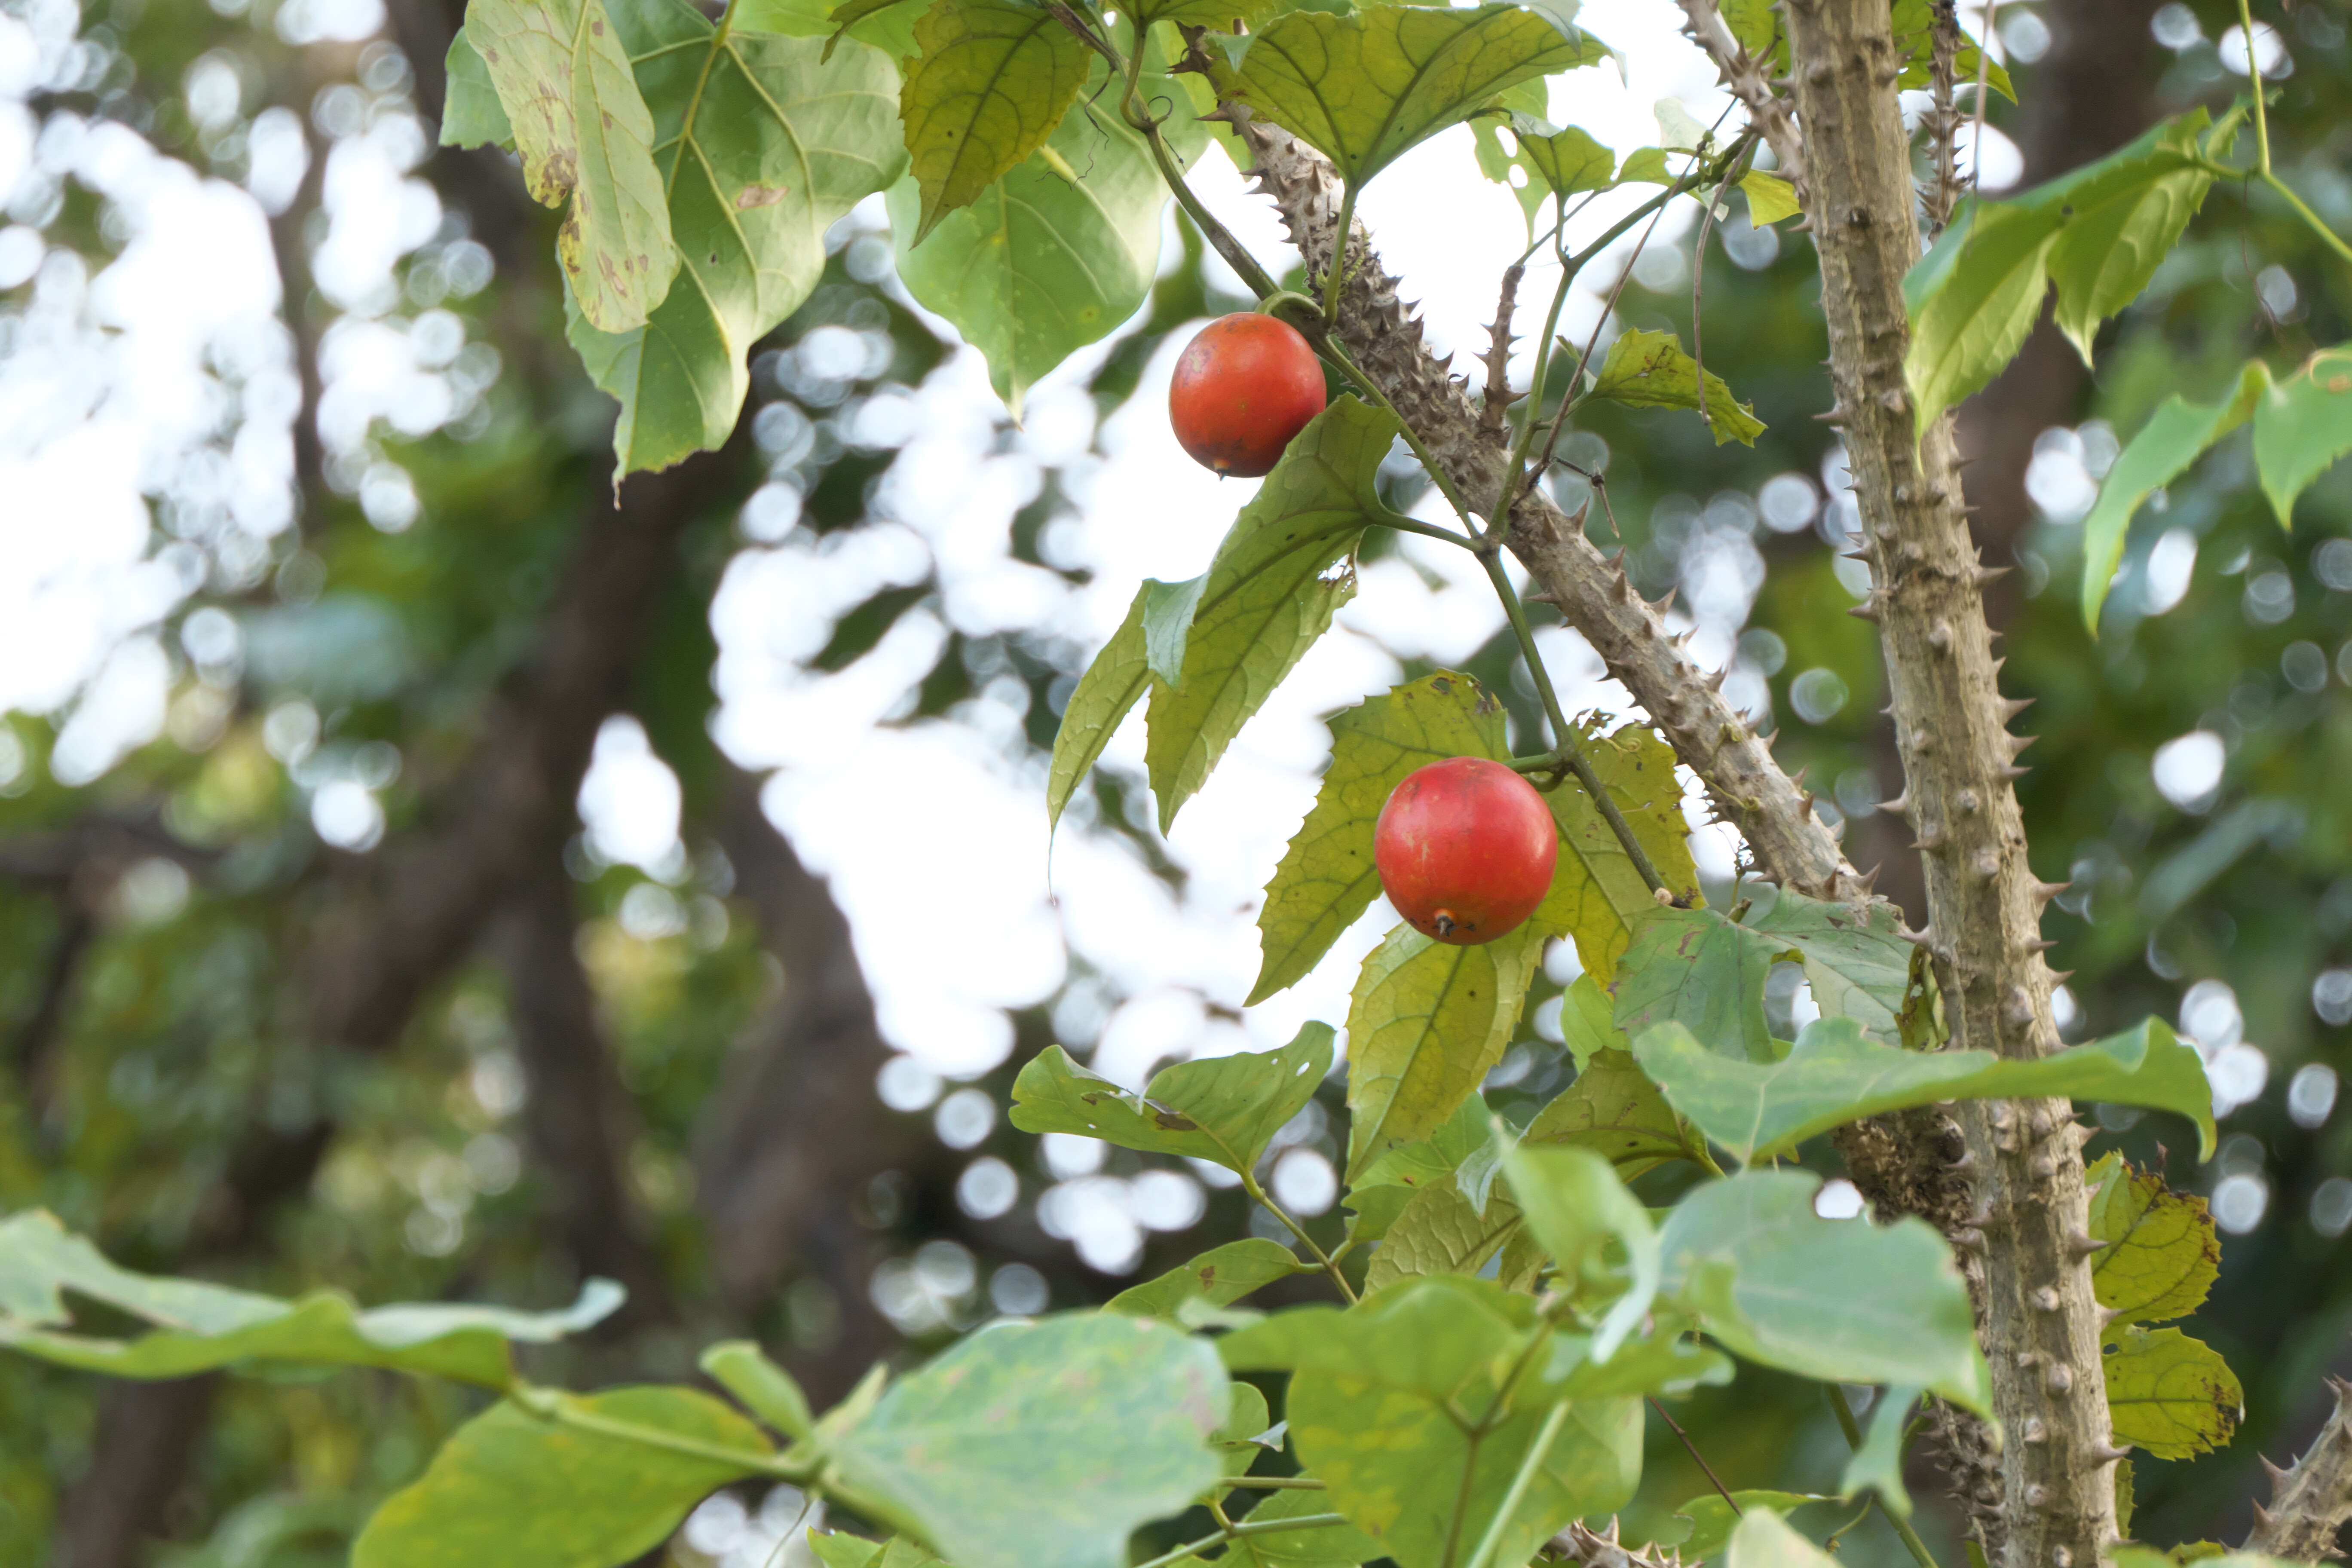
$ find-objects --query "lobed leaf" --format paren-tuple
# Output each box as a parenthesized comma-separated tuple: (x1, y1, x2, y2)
(1344, 922, 1541, 1179)
(2254, 348, 2352, 527)
(568, 0, 903, 477)
(0, 1210, 619, 1387)
(827, 1313, 1230, 1568)
(1251, 671, 1510, 1004)
(1658, 1171, 1991, 1412)
(467, 0, 677, 332)
(1633, 1014, 2217, 1165)
(1106, 1239, 1303, 1318)
(1838, 1383, 1924, 1518)
(351, 1387, 770, 1567)
(1146, 398, 1404, 833)
(1047, 584, 1152, 833)
(2086, 1152, 2220, 1330)
(897, 0, 1091, 243)
(1586, 327, 1765, 445)
(2103, 1325, 2242, 1460)
(1221, 3, 1602, 188)
(1010, 1023, 1335, 1176)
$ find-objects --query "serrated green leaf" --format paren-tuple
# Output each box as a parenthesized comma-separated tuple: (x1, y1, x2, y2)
(1217, 1485, 1384, 1568)
(1586, 328, 1765, 445)
(1252, 671, 1510, 1004)
(1474, 109, 1616, 233)
(1888, 0, 2011, 101)
(1659, 1171, 1991, 1412)
(1504, 1143, 1658, 1358)
(2086, 1152, 2220, 1330)
(352, 1387, 770, 1567)
(1047, 583, 1151, 833)
(2046, 116, 2214, 364)
(1523, 1046, 1698, 1179)
(0, 1210, 619, 1387)
(1902, 199, 2061, 436)
(1010, 1023, 1335, 1175)
(1344, 922, 1541, 1179)
(1144, 573, 1212, 689)
(1671, 1494, 1835, 1561)
(441, 28, 514, 148)
(468, 0, 677, 331)
(2079, 361, 2270, 630)
(2254, 348, 2352, 527)
(1634, 1015, 2217, 1165)
(1363, 1184, 1525, 1292)
(566, 0, 902, 476)
(1839, 1383, 1923, 1518)
(1532, 725, 1700, 983)
(1107, 1239, 1303, 1317)
(829, 1313, 1229, 1568)
(2104, 1325, 2242, 1460)
(698, 1341, 814, 1439)
(1222, 3, 1601, 188)
(898, 0, 1090, 243)
(1741, 169, 1799, 224)
(1725, 1507, 1837, 1568)
(1146, 398, 1403, 833)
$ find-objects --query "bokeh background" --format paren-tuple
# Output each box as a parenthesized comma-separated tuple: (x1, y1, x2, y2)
(0, 0, 2346, 1560)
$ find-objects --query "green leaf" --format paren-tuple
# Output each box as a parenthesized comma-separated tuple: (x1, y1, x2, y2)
(1615, 146, 1674, 186)
(1901, 199, 2061, 437)
(1477, 110, 1615, 235)
(2079, 361, 2270, 630)
(1344, 922, 1541, 1179)
(829, 1313, 1229, 1568)
(699, 1341, 814, 1440)
(2114, 1456, 2136, 1541)
(1523, 1046, 1699, 1179)
(567, 0, 903, 476)
(2254, 349, 2352, 527)
(1363, 1184, 1525, 1292)
(351, 1387, 770, 1567)
(2104, 1325, 2242, 1460)
(1010, 1022, 1335, 1176)
(1586, 328, 1765, 445)
(1252, 671, 1511, 1004)
(1633, 1014, 2218, 1164)
(1724, 1507, 1838, 1568)
(813, 0, 928, 58)
(1047, 583, 1152, 834)
(1212, 1381, 1277, 1491)
(1532, 724, 1701, 983)
(1741, 169, 1799, 224)
(1146, 398, 1403, 833)
(1144, 574, 1213, 689)
(1838, 1384, 1924, 1518)
(1217, 1485, 1384, 1568)
(2086, 1153, 2220, 1330)
(1889, 0, 2011, 101)
(1250, 1277, 1642, 1568)
(1658, 1171, 1992, 1412)
(1221, 4, 1601, 188)
(1672, 1494, 1834, 1561)
(441, 28, 514, 148)
(467, 0, 677, 332)
(808, 1538, 946, 1568)
(1503, 1143, 1658, 1358)
(888, 78, 1171, 420)
(1107, 1239, 1303, 1317)
(1132, 0, 1281, 27)
(897, 0, 1091, 244)
(2046, 116, 2215, 364)
(1553, 974, 1620, 1068)
(0, 1210, 619, 1387)
(1352, 1091, 1497, 1194)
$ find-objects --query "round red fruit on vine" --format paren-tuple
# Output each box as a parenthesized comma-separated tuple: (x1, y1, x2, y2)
(1374, 756, 1558, 946)
(1167, 312, 1327, 478)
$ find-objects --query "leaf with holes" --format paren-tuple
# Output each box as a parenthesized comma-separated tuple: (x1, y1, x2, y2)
(828, 1313, 1229, 1568)
(351, 1387, 771, 1567)
(1146, 398, 1404, 833)
(1585, 328, 1764, 445)
(1634, 1015, 2216, 1164)
(1531, 725, 1700, 983)
(897, 0, 1090, 243)
(1009, 1023, 1334, 1176)
(1047, 583, 1150, 834)
(566, 0, 902, 477)
(467, 0, 677, 331)
(0, 1210, 620, 1386)
(1344, 922, 1541, 1179)
(1220, 3, 1602, 187)
(2086, 1153, 2220, 1331)
(1252, 671, 1510, 1004)
(2255, 348, 2352, 527)
(2104, 1326, 2242, 1460)
(1106, 1239, 1303, 1318)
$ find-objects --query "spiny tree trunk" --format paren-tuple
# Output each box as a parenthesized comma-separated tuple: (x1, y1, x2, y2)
(1779, 1, 2118, 1562)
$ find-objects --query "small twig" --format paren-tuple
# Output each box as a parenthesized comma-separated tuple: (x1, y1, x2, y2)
(1479, 262, 1527, 437)
(1969, 0, 1999, 195)
(2244, 1375, 2352, 1560)
(2237, 0, 2270, 176)
(1649, 1396, 1742, 1518)
(1923, 0, 1965, 234)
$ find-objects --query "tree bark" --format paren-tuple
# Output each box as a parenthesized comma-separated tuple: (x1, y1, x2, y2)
(52, 1376, 219, 1568)
(1777, 2, 2117, 1563)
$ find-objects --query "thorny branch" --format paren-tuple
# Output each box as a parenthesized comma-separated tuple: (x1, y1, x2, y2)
(2246, 1377, 2352, 1561)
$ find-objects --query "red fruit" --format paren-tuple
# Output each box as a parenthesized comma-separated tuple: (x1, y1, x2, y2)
(1374, 757, 1559, 946)
(1168, 312, 1328, 477)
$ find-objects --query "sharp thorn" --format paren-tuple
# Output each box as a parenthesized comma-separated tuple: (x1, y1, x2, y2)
(1877, 792, 1910, 817)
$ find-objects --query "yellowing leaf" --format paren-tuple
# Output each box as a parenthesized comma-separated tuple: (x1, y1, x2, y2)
(1740, 169, 1799, 225)
(898, 0, 1091, 244)
(1344, 922, 1541, 1179)
(2104, 1325, 2242, 1460)
(2086, 1152, 2221, 1331)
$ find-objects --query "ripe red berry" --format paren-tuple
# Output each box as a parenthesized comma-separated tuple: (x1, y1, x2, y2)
(1167, 312, 1328, 478)
(1374, 757, 1559, 946)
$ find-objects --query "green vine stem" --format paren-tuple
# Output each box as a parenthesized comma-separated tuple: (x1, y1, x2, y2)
(1240, 1168, 1357, 1303)
(2237, 0, 2271, 176)
(1323, 181, 1360, 322)
(514, 1384, 812, 1481)
(1459, 1399, 1574, 1568)
(1823, 1385, 1942, 1568)
(1131, 1512, 1354, 1568)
